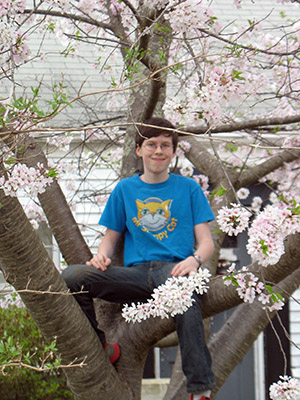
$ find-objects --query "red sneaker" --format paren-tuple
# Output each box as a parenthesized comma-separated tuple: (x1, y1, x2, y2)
(189, 395, 211, 400)
(104, 342, 120, 364)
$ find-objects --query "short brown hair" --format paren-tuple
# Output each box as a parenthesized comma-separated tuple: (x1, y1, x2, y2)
(135, 117, 178, 151)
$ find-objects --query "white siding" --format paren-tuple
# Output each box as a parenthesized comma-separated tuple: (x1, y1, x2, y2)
(290, 289, 300, 379)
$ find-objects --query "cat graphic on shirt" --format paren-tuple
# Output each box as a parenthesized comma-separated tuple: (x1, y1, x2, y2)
(135, 197, 172, 232)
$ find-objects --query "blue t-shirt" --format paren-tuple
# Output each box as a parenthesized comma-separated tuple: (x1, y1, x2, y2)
(99, 173, 214, 267)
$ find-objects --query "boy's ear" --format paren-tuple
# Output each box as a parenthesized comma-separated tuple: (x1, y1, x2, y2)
(136, 145, 142, 157)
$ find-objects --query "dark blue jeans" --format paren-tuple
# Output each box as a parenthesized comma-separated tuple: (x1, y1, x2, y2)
(61, 261, 215, 393)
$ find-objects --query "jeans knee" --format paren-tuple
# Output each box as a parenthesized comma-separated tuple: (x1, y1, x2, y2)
(61, 264, 86, 291)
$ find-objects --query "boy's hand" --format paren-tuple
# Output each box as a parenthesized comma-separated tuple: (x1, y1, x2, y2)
(171, 256, 199, 277)
(86, 254, 111, 271)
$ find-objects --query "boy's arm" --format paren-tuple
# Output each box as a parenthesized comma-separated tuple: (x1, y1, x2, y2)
(86, 228, 122, 271)
(171, 222, 215, 277)
(193, 222, 215, 263)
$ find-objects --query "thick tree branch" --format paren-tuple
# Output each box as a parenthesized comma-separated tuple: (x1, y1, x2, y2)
(24, 8, 112, 31)
(15, 135, 92, 265)
(182, 136, 235, 187)
(210, 266, 300, 396)
(184, 113, 300, 134)
(163, 266, 300, 399)
(238, 148, 300, 188)
(201, 233, 300, 318)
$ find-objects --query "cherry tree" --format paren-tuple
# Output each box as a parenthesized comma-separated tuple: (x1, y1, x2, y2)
(0, 1, 300, 399)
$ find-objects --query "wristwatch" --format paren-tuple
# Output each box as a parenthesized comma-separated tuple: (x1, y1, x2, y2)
(192, 253, 202, 266)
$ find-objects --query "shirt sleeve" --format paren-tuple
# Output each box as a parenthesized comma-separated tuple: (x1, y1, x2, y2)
(192, 184, 215, 225)
(99, 185, 126, 232)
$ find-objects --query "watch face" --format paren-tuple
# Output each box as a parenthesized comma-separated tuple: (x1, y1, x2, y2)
(193, 254, 202, 264)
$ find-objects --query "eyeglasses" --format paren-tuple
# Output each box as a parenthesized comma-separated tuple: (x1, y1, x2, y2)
(143, 142, 173, 152)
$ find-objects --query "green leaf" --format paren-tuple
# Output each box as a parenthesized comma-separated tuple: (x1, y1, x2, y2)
(210, 184, 227, 200)
(293, 206, 300, 215)
(232, 69, 245, 81)
(45, 167, 59, 178)
(225, 143, 238, 153)
(271, 294, 277, 303)
(31, 87, 40, 97)
(4, 157, 16, 166)
(170, 63, 183, 75)
(259, 239, 269, 256)
(213, 229, 222, 234)
(273, 291, 284, 302)
(158, 49, 166, 63)
(231, 279, 239, 287)
(111, 76, 117, 88)
(265, 285, 273, 293)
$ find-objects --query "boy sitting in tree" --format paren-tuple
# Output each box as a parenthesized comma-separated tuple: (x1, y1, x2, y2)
(62, 117, 216, 400)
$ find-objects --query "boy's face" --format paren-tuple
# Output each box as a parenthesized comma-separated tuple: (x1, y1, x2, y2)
(136, 134, 176, 178)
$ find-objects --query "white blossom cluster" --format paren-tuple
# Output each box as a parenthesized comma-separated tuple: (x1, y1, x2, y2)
(247, 204, 300, 267)
(217, 200, 300, 267)
(223, 265, 285, 311)
(23, 202, 47, 230)
(236, 187, 250, 200)
(216, 203, 252, 236)
(165, 0, 213, 36)
(0, 162, 55, 198)
(0, 0, 29, 65)
(122, 269, 211, 323)
(0, 0, 25, 19)
(0, 22, 16, 50)
(269, 375, 300, 400)
(177, 140, 192, 157)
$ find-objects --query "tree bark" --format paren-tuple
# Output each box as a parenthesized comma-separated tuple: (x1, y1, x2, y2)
(0, 190, 124, 400)
(163, 266, 300, 399)
(210, 268, 300, 396)
(1, 181, 299, 399)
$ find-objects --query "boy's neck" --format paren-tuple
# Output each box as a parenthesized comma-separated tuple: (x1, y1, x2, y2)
(140, 171, 170, 184)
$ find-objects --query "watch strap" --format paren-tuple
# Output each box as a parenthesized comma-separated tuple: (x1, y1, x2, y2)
(192, 253, 202, 266)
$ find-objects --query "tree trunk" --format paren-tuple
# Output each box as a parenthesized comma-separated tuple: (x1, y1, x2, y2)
(120, 9, 171, 180)
(1, 182, 299, 398)
(0, 189, 124, 400)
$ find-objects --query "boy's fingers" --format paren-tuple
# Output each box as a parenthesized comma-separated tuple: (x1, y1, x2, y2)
(171, 262, 183, 276)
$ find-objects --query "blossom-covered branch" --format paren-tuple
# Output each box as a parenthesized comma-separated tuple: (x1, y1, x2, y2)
(122, 269, 211, 323)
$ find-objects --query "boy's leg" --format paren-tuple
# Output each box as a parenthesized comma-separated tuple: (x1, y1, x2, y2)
(61, 264, 152, 344)
(174, 294, 215, 393)
(149, 261, 215, 393)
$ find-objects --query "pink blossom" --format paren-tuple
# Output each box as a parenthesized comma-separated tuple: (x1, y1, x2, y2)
(0, 162, 56, 198)
(180, 165, 194, 177)
(246, 204, 300, 267)
(237, 187, 250, 200)
(270, 375, 300, 400)
(24, 202, 47, 229)
(217, 203, 251, 236)
(251, 196, 263, 213)
(269, 300, 285, 313)
(223, 267, 284, 311)
(258, 293, 271, 305)
(178, 140, 191, 153)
